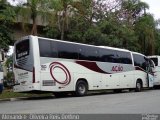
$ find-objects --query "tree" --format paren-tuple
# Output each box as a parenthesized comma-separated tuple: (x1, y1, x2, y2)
(0, 0, 15, 51)
(135, 14, 156, 55)
(48, 0, 77, 40)
(43, 0, 159, 56)
(119, 0, 149, 27)
(3, 55, 14, 88)
(154, 27, 160, 55)
(16, 0, 49, 35)
(98, 18, 139, 51)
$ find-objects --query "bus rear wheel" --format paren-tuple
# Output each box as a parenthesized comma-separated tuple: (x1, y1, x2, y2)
(135, 81, 142, 92)
(75, 80, 88, 97)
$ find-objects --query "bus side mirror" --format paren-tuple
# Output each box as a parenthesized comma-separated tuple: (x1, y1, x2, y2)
(150, 64, 154, 68)
(150, 60, 155, 68)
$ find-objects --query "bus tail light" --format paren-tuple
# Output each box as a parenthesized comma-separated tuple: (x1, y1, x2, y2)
(32, 67, 35, 83)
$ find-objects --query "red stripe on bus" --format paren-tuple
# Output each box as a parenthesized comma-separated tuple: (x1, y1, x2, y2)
(135, 66, 154, 75)
(50, 62, 71, 86)
(76, 61, 110, 74)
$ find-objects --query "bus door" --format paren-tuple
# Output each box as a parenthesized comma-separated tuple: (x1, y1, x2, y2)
(146, 59, 155, 88)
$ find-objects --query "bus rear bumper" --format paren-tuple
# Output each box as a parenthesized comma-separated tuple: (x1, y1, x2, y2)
(0, 83, 3, 93)
(13, 83, 41, 92)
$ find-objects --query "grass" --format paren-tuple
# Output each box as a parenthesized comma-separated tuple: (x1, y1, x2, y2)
(0, 89, 52, 99)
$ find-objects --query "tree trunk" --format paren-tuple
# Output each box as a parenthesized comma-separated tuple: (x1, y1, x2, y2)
(61, 14, 65, 40)
(31, 17, 37, 36)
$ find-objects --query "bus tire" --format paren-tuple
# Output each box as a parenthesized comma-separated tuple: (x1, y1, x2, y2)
(75, 80, 88, 97)
(135, 80, 142, 92)
(153, 85, 160, 89)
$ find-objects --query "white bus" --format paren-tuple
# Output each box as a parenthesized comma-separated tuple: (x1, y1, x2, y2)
(13, 35, 154, 97)
(148, 56, 160, 87)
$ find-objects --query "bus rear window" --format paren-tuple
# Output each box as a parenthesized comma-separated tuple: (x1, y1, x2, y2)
(150, 58, 158, 66)
(16, 39, 30, 59)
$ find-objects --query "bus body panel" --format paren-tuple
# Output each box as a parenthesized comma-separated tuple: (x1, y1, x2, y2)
(14, 36, 41, 92)
(13, 35, 154, 93)
(148, 56, 160, 86)
(133, 52, 154, 88)
(134, 70, 148, 87)
(154, 70, 160, 85)
(14, 69, 33, 92)
(39, 57, 136, 91)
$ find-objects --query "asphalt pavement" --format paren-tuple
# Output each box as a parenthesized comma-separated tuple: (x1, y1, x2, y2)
(0, 89, 160, 114)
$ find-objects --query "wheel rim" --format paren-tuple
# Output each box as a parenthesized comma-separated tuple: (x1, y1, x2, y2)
(78, 84, 86, 94)
(137, 82, 141, 90)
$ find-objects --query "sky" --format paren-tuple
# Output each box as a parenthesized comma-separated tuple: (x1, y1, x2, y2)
(142, 0, 160, 20)
(7, 0, 27, 6)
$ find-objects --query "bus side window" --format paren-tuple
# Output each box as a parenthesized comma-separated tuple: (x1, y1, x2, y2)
(39, 39, 52, 57)
(133, 54, 147, 70)
(51, 41, 58, 58)
(57, 42, 78, 59)
(99, 49, 115, 63)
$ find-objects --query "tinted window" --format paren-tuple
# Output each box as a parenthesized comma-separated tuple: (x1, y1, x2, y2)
(100, 49, 120, 63)
(57, 42, 78, 59)
(39, 39, 52, 57)
(133, 54, 147, 70)
(39, 38, 133, 64)
(16, 39, 29, 59)
(79, 46, 99, 61)
(39, 39, 58, 57)
(117, 51, 132, 64)
(150, 58, 158, 66)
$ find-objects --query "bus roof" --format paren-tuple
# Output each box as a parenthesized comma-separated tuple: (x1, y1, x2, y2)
(99, 46, 130, 52)
(36, 36, 131, 53)
(132, 51, 145, 56)
(148, 55, 160, 58)
(15, 35, 132, 53)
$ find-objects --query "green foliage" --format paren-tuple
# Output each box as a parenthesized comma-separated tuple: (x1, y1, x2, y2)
(0, 0, 159, 55)
(155, 29, 160, 55)
(66, 16, 90, 43)
(16, 0, 50, 35)
(43, 26, 60, 39)
(135, 14, 156, 55)
(83, 27, 104, 45)
(0, 1, 15, 51)
(0, 90, 52, 99)
(43, 0, 160, 55)
(4, 56, 14, 88)
(0, 24, 12, 51)
(98, 18, 139, 51)
(3, 72, 14, 88)
(5, 56, 13, 68)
